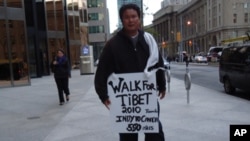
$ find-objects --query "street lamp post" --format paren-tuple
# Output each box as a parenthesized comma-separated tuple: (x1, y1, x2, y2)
(170, 31, 174, 57)
(195, 23, 198, 53)
(187, 20, 198, 55)
(187, 20, 192, 54)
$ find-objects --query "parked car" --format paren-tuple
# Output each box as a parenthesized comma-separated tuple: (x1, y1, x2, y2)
(194, 52, 207, 63)
(162, 57, 170, 70)
(219, 43, 250, 94)
(207, 46, 224, 62)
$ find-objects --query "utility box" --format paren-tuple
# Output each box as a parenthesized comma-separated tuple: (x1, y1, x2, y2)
(79, 45, 94, 75)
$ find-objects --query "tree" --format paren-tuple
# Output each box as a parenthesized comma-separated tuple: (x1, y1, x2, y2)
(144, 25, 158, 37)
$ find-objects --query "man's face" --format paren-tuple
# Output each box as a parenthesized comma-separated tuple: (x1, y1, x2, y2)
(121, 9, 140, 33)
(57, 51, 64, 57)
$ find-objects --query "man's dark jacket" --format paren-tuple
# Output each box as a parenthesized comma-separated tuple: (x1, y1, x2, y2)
(94, 29, 166, 103)
(50, 57, 71, 78)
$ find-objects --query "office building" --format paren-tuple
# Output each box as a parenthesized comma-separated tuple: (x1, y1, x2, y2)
(153, 0, 250, 58)
(87, 0, 110, 62)
(0, 0, 88, 87)
(161, 0, 192, 7)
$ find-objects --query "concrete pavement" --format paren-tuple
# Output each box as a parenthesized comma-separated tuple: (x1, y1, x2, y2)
(0, 68, 250, 141)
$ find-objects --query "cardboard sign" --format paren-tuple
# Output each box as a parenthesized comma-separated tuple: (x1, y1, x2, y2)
(107, 72, 159, 133)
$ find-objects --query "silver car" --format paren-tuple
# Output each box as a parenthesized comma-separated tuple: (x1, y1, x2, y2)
(163, 57, 170, 70)
(194, 52, 207, 63)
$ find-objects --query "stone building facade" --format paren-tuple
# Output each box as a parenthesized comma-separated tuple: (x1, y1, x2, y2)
(153, 0, 250, 59)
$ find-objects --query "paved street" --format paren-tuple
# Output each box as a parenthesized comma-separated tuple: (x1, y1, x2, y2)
(0, 69, 250, 141)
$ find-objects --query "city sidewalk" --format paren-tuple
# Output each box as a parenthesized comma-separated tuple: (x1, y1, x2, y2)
(0, 69, 250, 141)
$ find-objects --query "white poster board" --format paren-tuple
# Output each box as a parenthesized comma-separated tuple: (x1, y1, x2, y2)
(107, 72, 159, 133)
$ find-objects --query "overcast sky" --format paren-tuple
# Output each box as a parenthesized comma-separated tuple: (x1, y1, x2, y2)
(107, 0, 162, 33)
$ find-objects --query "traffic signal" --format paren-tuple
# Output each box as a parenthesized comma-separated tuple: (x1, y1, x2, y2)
(177, 32, 181, 42)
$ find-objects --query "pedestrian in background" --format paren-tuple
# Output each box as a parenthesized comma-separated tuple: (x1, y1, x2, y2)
(50, 49, 71, 106)
(183, 53, 189, 67)
(94, 3, 166, 141)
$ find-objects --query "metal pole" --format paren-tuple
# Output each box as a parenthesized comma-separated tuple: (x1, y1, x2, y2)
(162, 46, 164, 57)
(180, 16, 183, 62)
(195, 23, 197, 54)
(184, 64, 191, 104)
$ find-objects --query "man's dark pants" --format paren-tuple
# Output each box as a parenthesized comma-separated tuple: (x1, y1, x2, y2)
(55, 77, 70, 103)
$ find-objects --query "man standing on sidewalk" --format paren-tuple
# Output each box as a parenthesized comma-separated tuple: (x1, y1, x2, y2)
(94, 3, 166, 141)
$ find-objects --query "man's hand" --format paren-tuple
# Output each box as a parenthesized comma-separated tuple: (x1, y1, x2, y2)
(104, 99, 111, 110)
(158, 91, 166, 100)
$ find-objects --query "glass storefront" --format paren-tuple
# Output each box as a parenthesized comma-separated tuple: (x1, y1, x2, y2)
(7, 0, 22, 8)
(0, 20, 11, 87)
(0, 0, 30, 87)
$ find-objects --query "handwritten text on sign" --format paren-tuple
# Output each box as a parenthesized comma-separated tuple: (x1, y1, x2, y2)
(108, 72, 159, 133)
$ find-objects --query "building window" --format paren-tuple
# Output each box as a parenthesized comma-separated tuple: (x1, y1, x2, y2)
(68, 2, 78, 11)
(219, 16, 221, 26)
(80, 9, 88, 23)
(212, 17, 217, 28)
(245, 13, 248, 23)
(233, 3, 236, 9)
(0, 20, 29, 85)
(89, 26, 104, 33)
(0, 0, 3, 6)
(83, 9, 88, 22)
(88, 13, 104, 21)
(219, 4, 221, 13)
(233, 13, 237, 23)
(87, 0, 104, 8)
(7, 0, 22, 8)
(46, 1, 56, 30)
(244, 3, 248, 9)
